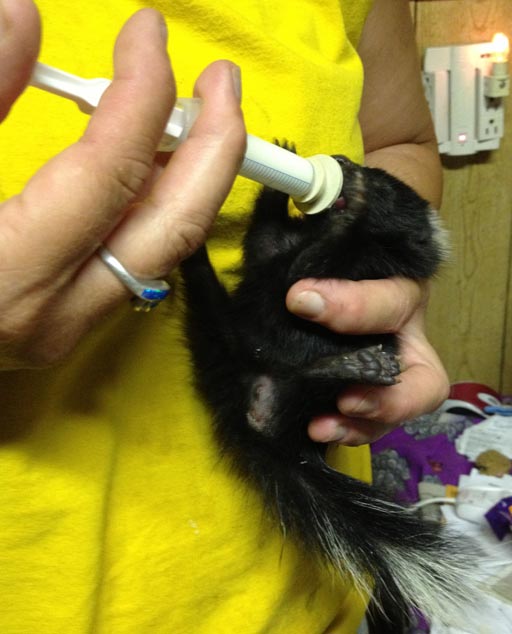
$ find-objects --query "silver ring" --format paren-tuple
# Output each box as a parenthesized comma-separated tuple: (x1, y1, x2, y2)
(98, 246, 171, 312)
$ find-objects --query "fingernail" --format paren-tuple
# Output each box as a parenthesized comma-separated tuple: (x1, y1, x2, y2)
(289, 291, 325, 318)
(231, 64, 242, 102)
(332, 427, 348, 443)
(340, 391, 380, 416)
(158, 14, 168, 43)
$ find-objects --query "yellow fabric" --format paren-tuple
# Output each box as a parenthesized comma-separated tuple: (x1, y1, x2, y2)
(0, 1, 374, 632)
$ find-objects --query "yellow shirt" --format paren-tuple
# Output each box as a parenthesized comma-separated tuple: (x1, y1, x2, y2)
(0, 1, 373, 632)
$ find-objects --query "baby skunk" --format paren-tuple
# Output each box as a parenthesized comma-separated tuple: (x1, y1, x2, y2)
(180, 155, 479, 629)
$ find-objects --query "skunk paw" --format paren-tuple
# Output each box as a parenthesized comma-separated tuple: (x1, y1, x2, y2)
(303, 345, 401, 385)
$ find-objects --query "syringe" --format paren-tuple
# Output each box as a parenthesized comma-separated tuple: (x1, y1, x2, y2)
(30, 62, 343, 214)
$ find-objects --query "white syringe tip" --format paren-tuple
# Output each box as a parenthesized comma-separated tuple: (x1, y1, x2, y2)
(294, 155, 344, 214)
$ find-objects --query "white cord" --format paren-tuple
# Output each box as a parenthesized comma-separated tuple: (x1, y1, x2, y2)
(410, 497, 456, 510)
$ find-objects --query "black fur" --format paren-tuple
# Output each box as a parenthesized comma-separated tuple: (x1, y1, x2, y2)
(180, 155, 478, 629)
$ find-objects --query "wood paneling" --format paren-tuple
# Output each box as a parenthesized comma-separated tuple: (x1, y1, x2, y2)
(411, 1, 512, 392)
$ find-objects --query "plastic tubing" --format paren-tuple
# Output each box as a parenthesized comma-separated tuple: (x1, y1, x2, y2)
(30, 62, 343, 214)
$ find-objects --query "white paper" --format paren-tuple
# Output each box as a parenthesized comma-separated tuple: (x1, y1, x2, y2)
(430, 502, 512, 634)
(455, 415, 512, 461)
(429, 594, 512, 634)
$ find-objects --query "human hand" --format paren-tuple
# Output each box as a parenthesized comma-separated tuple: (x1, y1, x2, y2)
(0, 0, 40, 123)
(0, 3, 245, 368)
(287, 277, 449, 446)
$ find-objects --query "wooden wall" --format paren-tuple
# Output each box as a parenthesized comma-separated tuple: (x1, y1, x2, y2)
(410, 0, 512, 393)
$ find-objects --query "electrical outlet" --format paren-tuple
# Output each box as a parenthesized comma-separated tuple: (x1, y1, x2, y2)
(476, 67, 504, 145)
(423, 35, 509, 156)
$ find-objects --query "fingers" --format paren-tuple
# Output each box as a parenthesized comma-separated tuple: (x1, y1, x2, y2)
(286, 277, 425, 334)
(98, 59, 246, 278)
(309, 366, 449, 446)
(308, 312, 450, 446)
(83, 8, 175, 160)
(4, 8, 175, 274)
(0, 8, 245, 367)
(71, 59, 245, 318)
(0, 0, 41, 122)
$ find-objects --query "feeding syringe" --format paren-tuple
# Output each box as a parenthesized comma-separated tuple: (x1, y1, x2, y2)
(29, 62, 343, 214)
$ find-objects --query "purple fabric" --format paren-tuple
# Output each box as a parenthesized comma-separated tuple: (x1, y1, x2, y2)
(371, 412, 477, 504)
(370, 412, 476, 505)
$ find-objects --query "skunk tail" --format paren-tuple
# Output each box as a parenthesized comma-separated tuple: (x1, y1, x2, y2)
(229, 435, 481, 628)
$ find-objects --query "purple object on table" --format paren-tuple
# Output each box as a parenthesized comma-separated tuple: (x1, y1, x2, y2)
(485, 496, 512, 540)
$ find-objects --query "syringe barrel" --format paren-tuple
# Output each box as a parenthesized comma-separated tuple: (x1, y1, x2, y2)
(161, 107, 316, 199)
(239, 135, 314, 198)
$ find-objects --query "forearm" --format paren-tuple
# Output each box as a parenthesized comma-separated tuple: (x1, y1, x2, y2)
(364, 138, 443, 209)
(358, 0, 443, 209)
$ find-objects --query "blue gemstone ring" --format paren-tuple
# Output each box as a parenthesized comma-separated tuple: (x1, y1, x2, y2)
(98, 246, 171, 312)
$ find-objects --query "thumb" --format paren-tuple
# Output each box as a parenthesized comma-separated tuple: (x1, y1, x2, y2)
(286, 277, 424, 335)
(0, 0, 41, 122)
